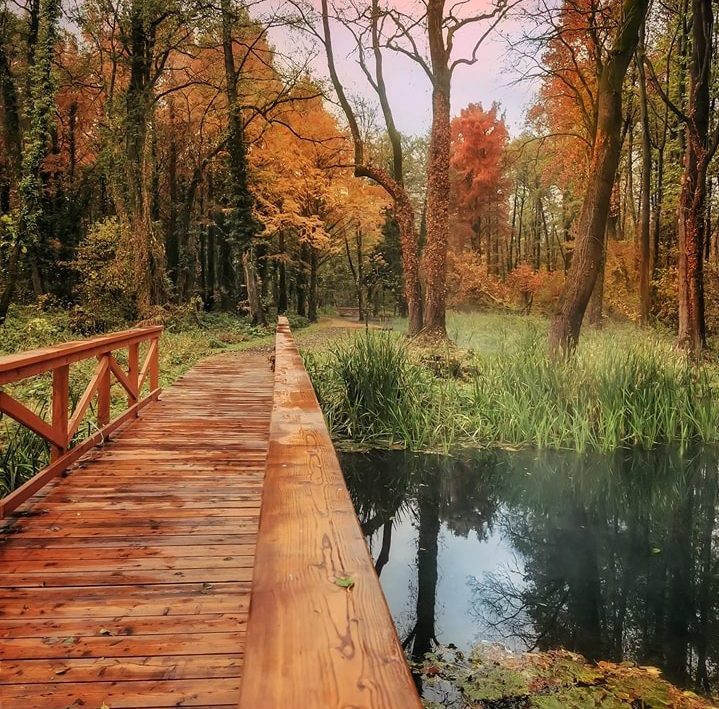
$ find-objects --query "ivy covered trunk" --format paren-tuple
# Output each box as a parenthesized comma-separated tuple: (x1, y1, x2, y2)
(221, 0, 264, 321)
(677, 0, 713, 357)
(122, 1, 166, 312)
(1, 0, 61, 324)
(422, 0, 451, 337)
(396, 194, 423, 336)
(242, 249, 266, 326)
(549, 0, 649, 354)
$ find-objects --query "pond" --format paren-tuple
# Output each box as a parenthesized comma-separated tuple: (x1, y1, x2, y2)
(338, 446, 719, 696)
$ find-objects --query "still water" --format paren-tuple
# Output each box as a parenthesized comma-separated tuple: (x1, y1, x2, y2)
(339, 447, 719, 693)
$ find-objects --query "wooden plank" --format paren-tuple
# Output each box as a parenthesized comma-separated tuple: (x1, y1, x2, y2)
(0, 566, 253, 587)
(0, 678, 240, 708)
(0, 632, 245, 659)
(238, 317, 421, 708)
(0, 654, 243, 684)
(0, 614, 247, 638)
(0, 544, 255, 562)
(1, 554, 254, 573)
(0, 349, 274, 708)
(0, 533, 257, 548)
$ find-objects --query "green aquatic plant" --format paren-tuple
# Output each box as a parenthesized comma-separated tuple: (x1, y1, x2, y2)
(415, 646, 716, 709)
(306, 325, 719, 453)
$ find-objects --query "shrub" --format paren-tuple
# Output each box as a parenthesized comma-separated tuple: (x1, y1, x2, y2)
(70, 218, 138, 328)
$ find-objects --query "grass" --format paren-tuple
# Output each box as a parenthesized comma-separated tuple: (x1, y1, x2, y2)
(305, 313, 719, 453)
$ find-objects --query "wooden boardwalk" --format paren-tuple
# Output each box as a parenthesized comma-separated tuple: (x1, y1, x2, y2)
(0, 321, 421, 708)
(0, 352, 274, 708)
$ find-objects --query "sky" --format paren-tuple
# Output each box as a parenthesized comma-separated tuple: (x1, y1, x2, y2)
(267, 5, 536, 139)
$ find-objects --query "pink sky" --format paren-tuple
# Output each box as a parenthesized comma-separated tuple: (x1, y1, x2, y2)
(269, 3, 534, 137)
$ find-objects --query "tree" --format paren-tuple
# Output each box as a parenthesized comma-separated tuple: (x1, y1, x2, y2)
(221, 0, 265, 324)
(450, 102, 510, 276)
(309, 0, 424, 335)
(0, 0, 61, 323)
(674, 0, 715, 355)
(548, 0, 650, 354)
(387, 0, 513, 336)
(636, 20, 652, 325)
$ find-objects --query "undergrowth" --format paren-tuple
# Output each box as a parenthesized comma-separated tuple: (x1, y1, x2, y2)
(305, 325, 719, 453)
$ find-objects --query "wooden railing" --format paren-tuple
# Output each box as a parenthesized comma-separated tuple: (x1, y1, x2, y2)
(0, 326, 163, 517)
(239, 317, 422, 708)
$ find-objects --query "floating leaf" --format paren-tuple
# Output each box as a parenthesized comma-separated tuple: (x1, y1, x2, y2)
(334, 576, 355, 589)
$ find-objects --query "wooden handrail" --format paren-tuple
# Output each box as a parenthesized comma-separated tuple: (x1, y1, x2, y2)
(238, 317, 422, 708)
(0, 326, 163, 385)
(0, 327, 163, 517)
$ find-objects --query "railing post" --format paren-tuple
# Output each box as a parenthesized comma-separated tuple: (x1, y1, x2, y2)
(150, 337, 160, 391)
(51, 365, 69, 459)
(128, 342, 139, 412)
(97, 355, 111, 427)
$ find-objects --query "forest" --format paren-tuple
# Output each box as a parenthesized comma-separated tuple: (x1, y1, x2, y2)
(0, 0, 716, 359)
(4, 0, 719, 706)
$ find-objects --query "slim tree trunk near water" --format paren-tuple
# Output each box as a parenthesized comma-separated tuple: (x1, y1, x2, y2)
(676, 0, 714, 356)
(422, 1, 451, 337)
(549, 0, 650, 355)
(637, 22, 652, 326)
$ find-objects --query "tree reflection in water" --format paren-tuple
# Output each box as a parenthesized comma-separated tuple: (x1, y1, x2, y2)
(339, 446, 719, 695)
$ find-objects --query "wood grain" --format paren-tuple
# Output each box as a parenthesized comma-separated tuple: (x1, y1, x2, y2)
(0, 349, 273, 708)
(238, 317, 422, 708)
(1, 320, 418, 708)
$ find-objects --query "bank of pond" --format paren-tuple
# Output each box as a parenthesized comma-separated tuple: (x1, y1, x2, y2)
(305, 327, 719, 454)
(339, 446, 719, 707)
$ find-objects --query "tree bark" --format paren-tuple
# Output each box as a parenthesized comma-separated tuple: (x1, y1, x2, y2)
(676, 0, 713, 356)
(277, 230, 288, 314)
(549, 0, 649, 354)
(422, 0, 451, 337)
(242, 249, 266, 326)
(637, 22, 652, 325)
(308, 246, 318, 322)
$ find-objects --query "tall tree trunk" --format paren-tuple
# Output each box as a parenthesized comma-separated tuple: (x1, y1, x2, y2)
(344, 232, 364, 322)
(221, 0, 263, 317)
(308, 246, 318, 322)
(122, 0, 165, 311)
(320, 0, 422, 334)
(166, 111, 179, 289)
(423, 0, 451, 336)
(0, 35, 22, 323)
(8, 0, 62, 322)
(637, 23, 652, 325)
(549, 0, 649, 354)
(677, 0, 713, 356)
(296, 242, 308, 317)
(242, 248, 266, 326)
(277, 230, 288, 314)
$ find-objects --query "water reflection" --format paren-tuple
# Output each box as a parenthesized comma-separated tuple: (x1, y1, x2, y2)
(339, 446, 719, 693)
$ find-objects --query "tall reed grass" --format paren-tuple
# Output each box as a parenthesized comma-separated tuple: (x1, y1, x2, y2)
(305, 328, 719, 453)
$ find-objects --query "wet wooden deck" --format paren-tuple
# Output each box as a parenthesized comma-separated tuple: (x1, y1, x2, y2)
(0, 320, 421, 708)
